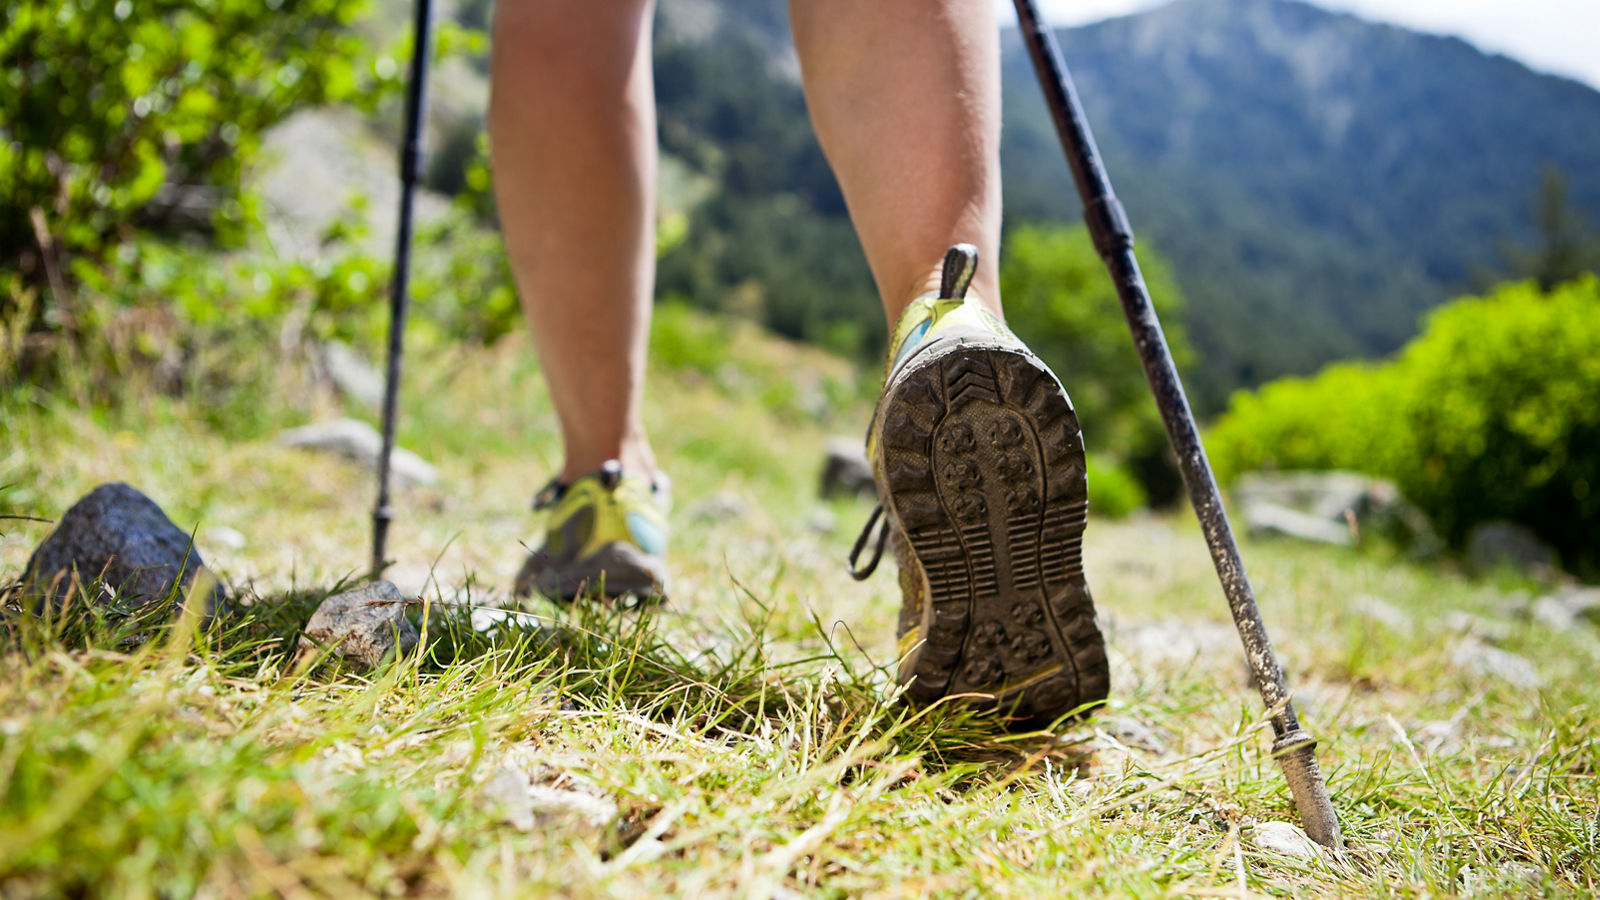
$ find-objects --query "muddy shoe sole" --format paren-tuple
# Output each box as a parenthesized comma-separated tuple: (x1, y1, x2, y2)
(880, 341, 1109, 727)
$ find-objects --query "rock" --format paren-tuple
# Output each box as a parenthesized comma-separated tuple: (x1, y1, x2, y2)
(1241, 500, 1354, 546)
(819, 436, 875, 499)
(320, 340, 385, 410)
(204, 525, 247, 552)
(807, 507, 837, 534)
(1099, 715, 1169, 754)
(1529, 587, 1600, 630)
(278, 418, 438, 487)
(1466, 521, 1557, 575)
(1234, 470, 1437, 550)
(1351, 594, 1411, 630)
(686, 492, 746, 522)
(480, 763, 619, 836)
(1252, 821, 1322, 859)
(1530, 595, 1581, 629)
(22, 483, 225, 615)
(1442, 611, 1514, 645)
(1450, 637, 1541, 689)
(299, 581, 419, 669)
(1120, 619, 1238, 665)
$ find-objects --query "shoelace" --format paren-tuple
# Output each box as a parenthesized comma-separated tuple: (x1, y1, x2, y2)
(847, 502, 889, 581)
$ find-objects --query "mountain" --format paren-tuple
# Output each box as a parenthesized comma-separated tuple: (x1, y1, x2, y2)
(998, 0, 1600, 403)
(645, 0, 1600, 407)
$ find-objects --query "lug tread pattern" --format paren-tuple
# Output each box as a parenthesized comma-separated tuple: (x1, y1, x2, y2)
(883, 344, 1109, 726)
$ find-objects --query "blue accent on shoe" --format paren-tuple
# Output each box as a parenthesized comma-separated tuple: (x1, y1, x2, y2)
(626, 511, 667, 556)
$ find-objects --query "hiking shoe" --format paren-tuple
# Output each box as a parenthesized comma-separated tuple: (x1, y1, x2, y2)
(850, 244, 1109, 726)
(514, 460, 671, 603)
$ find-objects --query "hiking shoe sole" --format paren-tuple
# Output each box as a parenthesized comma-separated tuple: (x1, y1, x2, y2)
(881, 341, 1109, 727)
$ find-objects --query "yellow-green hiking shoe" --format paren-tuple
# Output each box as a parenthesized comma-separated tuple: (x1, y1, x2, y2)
(853, 244, 1109, 727)
(514, 460, 671, 603)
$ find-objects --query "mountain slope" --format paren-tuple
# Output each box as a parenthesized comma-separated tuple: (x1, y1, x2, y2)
(1000, 0, 1600, 401)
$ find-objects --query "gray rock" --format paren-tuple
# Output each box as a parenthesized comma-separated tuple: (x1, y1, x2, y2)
(23, 483, 225, 615)
(1120, 619, 1238, 665)
(819, 436, 875, 499)
(299, 581, 419, 669)
(1443, 611, 1515, 645)
(320, 340, 386, 410)
(1450, 637, 1542, 689)
(204, 525, 247, 552)
(1241, 500, 1354, 546)
(1252, 821, 1322, 859)
(1351, 594, 1411, 630)
(1099, 715, 1169, 755)
(480, 764, 618, 835)
(686, 492, 746, 522)
(1531, 587, 1600, 629)
(278, 418, 438, 487)
(1466, 521, 1557, 575)
(1234, 470, 1438, 550)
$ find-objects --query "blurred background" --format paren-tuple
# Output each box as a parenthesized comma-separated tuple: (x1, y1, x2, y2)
(4, 0, 1598, 579)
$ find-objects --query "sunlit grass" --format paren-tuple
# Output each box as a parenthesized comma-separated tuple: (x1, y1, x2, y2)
(2, 327, 1596, 897)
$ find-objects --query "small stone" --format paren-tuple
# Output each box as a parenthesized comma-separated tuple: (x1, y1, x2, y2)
(1530, 596, 1579, 629)
(482, 766, 537, 831)
(819, 436, 875, 499)
(1442, 611, 1514, 645)
(1450, 637, 1542, 689)
(1252, 820, 1322, 859)
(1466, 521, 1557, 575)
(299, 581, 419, 670)
(204, 525, 247, 551)
(1351, 594, 1410, 630)
(1241, 500, 1353, 546)
(807, 507, 837, 534)
(1540, 587, 1600, 629)
(1099, 715, 1169, 754)
(686, 492, 746, 522)
(278, 418, 438, 487)
(22, 483, 225, 616)
(320, 340, 385, 410)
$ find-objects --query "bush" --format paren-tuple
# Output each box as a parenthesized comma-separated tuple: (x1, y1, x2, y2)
(1, 0, 377, 349)
(1209, 276, 1600, 576)
(1000, 223, 1193, 505)
(1087, 454, 1147, 519)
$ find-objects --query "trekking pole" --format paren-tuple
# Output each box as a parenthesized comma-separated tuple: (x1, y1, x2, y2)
(371, 0, 436, 577)
(1010, 0, 1342, 849)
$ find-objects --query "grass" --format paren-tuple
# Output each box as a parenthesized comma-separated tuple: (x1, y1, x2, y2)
(2, 319, 1597, 898)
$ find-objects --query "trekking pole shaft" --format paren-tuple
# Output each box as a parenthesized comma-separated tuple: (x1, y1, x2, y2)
(372, 0, 436, 578)
(1010, 0, 1341, 848)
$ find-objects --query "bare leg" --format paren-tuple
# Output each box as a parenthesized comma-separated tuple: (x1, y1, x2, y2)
(790, 0, 1003, 323)
(490, 0, 658, 482)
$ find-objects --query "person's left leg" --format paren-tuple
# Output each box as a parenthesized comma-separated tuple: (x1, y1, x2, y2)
(791, 0, 1109, 726)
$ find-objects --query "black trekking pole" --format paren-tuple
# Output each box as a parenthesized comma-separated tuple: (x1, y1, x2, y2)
(1010, 0, 1342, 849)
(371, 0, 436, 577)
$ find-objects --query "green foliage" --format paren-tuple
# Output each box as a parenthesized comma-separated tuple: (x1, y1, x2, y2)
(1086, 454, 1147, 519)
(1, 0, 373, 265)
(1209, 276, 1600, 576)
(1000, 224, 1191, 504)
(0, 0, 392, 393)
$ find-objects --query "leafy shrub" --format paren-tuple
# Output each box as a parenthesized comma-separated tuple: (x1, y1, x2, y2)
(1, 0, 378, 347)
(1209, 276, 1600, 576)
(1000, 223, 1192, 505)
(1087, 454, 1147, 519)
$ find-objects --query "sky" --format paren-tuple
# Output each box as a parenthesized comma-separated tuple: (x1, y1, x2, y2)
(1002, 0, 1600, 91)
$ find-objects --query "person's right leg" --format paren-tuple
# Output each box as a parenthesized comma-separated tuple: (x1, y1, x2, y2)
(791, 0, 1109, 725)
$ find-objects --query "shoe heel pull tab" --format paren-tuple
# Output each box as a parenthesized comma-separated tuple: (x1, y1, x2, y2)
(599, 460, 623, 490)
(940, 244, 978, 300)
